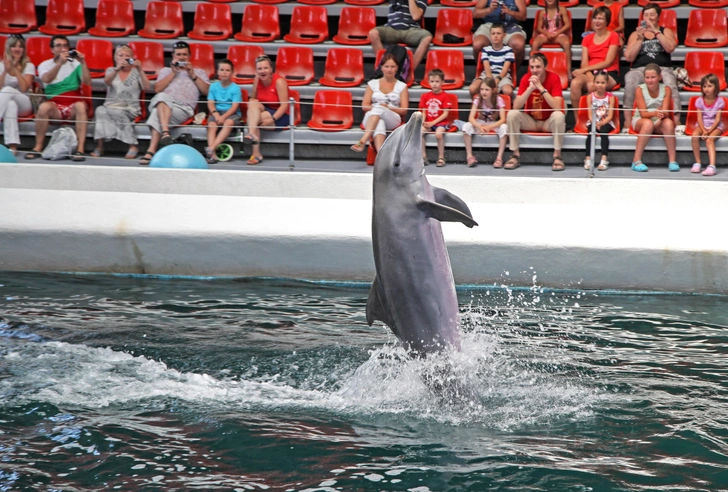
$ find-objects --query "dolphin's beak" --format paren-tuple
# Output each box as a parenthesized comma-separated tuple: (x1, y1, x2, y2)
(403, 112, 423, 153)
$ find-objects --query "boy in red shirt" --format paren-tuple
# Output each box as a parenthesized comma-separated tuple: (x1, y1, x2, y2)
(419, 69, 452, 167)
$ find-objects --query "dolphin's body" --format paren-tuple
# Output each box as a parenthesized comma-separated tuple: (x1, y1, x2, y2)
(366, 112, 478, 356)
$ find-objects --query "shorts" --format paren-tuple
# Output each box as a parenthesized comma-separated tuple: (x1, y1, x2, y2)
(51, 95, 87, 121)
(375, 25, 432, 47)
(147, 93, 194, 133)
(605, 70, 619, 87)
(474, 22, 527, 45)
(264, 105, 290, 128)
(210, 114, 241, 127)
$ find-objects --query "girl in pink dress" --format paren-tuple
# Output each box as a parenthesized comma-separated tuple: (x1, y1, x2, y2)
(691, 74, 725, 176)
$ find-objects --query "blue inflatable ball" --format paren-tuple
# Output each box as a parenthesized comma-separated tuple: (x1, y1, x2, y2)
(150, 144, 208, 169)
(0, 145, 18, 163)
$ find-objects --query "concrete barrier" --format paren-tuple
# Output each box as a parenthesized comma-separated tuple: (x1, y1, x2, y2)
(1, 163, 727, 293)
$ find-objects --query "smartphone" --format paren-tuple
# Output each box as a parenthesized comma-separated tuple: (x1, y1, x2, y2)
(640, 20, 648, 28)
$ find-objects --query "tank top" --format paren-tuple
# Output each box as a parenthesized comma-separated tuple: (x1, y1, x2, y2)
(633, 83, 665, 122)
(589, 92, 615, 128)
(632, 27, 672, 68)
(256, 73, 284, 110)
(542, 10, 564, 33)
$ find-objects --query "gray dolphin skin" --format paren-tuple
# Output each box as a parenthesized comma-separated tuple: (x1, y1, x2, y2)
(366, 112, 478, 356)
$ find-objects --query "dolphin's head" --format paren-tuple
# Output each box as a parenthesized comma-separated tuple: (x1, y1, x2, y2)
(373, 112, 424, 183)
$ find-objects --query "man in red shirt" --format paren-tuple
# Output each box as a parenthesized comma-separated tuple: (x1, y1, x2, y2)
(504, 52, 566, 170)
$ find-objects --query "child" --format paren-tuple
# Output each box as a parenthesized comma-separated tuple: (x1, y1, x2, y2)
(205, 59, 242, 164)
(631, 63, 677, 172)
(468, 22, 515, 99)
(691, 74, 724, 177)
(584, 71, 617, 171)
(531, 0, 573, 75)
(462, 77, 507, 168)
(419, 69, 451, 167)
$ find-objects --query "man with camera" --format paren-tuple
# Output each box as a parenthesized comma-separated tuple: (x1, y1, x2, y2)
(139, 41, 209, 165)
(472, 0, 527, 70)
(25, 35, 92, 161)
(368, 0, 432, 73)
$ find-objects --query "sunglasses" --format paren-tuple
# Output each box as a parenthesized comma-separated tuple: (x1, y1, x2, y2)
(173, 42, 190, 50)
(9, 33, 24, 41)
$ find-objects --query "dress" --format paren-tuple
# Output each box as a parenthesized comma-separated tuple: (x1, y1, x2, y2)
(94, 68, 143, 145)
(695, 96, 725, 132)
(632, 83, 666, 128)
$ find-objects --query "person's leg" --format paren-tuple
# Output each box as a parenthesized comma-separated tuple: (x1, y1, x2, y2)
(31, 101, 60, 153)
(530, 34, 547, 53)
(207, 120, 218, 149)
(251, 111, 275, 161)
(463, 129, 474, 160)
(599, 125, 610, 160)
(468, 78, 483, 98)
(623, 68, 644, 129)
(213, 119, 236, 148)
(547, 111, 566, 159)
(369, 26, 384, 55)
(655, 118, 676, 163)
(156, 102, 173, 144)
(632, 118, 654, 164)
(411, 30, 433, 72)
(556, 35, 572, 74)
(706, 128, 721, 167)
(570, 74, 588, 111)
(660, 67, 682, 126)
(691, 128, 704, 166)
(246, 101, 265, 141)
(472, 24, 491, 59)
(435, 126, 445, 161)
(71, 101, 88, 153)
(1, 98, 19, 152)
(507, 33, 526, 72)
(500, 81, 513, 98)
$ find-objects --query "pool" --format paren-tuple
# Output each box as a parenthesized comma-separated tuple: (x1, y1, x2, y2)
(1, 272, 727, 490)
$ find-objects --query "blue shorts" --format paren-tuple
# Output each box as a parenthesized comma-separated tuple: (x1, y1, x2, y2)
(264, 105, 290, 128)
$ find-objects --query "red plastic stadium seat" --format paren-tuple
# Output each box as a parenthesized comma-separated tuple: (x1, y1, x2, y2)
(298, 0, 337, 6)
(421, 50, 464, 90)
(38, 0, 85, 36)
(344, 0, 383, 5)
(638, 9, 678, 43)
(573, 95, 621, 134)
(433, 9, 473, 47)
(540, 51, 569, 90)
(283, 6, 329, 44)
(0, 36, 5, 54)
(332, 7, 376, 46)
(128, 41, 165, 80)
(685, 9, 728, 48)
(82, 84, 94, 119)
(88, 0, 135, 38)
(26, 36, 52, 67)
(252, 0, 287, 5)
(531, 9, 572, 46)
(307, 91, 354, 131)
(276, 46, 315, 86)
(0, 0, 37, 34)
(76, 39, 113, 79)
(587, 0, 627, 5)
(684, 96, 728, 136)
(439, 0, 477, 7)
(138, 1, 184, 39)
(235, 4, 280, 43)
(638, 0, 680, 8)
(188, 3, 233, 41)
(319, 48, 364, 88)
(375, 49, 414, 87)
(689, 0, 728, 7)
(190, 43, 216, 79)
(227, 45, 265, 85)
(683, 52, 728, 92)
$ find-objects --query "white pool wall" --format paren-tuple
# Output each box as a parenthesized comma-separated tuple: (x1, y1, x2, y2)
(1, 163, 727, 294)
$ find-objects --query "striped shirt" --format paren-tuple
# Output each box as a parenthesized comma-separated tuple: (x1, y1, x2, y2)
(479, 45, 515, 76)
(387, 0, 427, 30)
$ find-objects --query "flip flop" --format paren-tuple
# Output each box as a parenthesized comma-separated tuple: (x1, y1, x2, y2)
(247, 155, 263, 165)
(350, 142, 365, 152)
(125, 148, 139, 159)
(70, 151, 86, 162)
(467, 156, 478, 167)
(24, 151, 42, 160)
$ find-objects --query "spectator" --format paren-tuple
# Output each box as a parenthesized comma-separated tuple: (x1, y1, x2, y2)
(245, 55, 289, 166)
(351, 53, 409, 153)
(419, 69, 451, 167)
(570, 6, 620, 110)
(205, 59, 242, 164)
(368, 0, 432, 73)
(472, 0, 527, 70)
(468, 22, 515, 99)
(463, 77, 507, 168)
(505, 52, 565, 171)
(623, 2, 679, 129)
(690, 74, 724, 177)
(0, 34, 35, 156)
(24, 35, 91, 162)
(139, 41, 209, 166)
(91, 44, 150, 159)
(583, 71, 617, 171)
(630, 63, 678, 172)
(593, 0, 625, 44)
(531, 0, 572, 75)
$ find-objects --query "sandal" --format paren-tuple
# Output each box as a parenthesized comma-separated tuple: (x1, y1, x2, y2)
(350, 141, 365, 152)
(70, 151, 86, 162)
(583, 157, 592, 170)
(90, 148, 103, 158)
(491, 157, 502, 169)
(552, 157, 565, 171)
(247, 155, 263, 165)
(160, 131, 173, 148)
(598, 159, 609, 171)
(139, 151, 155, 166)
(436, 158, 446, 167)
(244, 134, 259, 145)
(24, 151, 42, 160)
(125, 148, 139, 159)
(467, 156, 478, 167)
(504, 154, 520, 170)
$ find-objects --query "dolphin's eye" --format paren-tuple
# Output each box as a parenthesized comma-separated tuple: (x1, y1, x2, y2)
(394, 161, 400, 167)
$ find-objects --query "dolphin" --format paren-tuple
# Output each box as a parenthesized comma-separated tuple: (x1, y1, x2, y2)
(366, 112, 478, 356)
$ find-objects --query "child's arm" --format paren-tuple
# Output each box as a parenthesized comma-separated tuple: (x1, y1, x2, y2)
(554, 6, 571, 37)
(696, 107, 707, 134)
(467, 101, 480, 126)
(491, 104, 506, 128)
(482, 58, 494, 79)
(429, 108, 449, 126)
(497, 61, 511, 81)
(534, 11, 549, 37)
(603, 95, 616, 127)
(709, 109, 722, 133)
(207, 98, 217, 115)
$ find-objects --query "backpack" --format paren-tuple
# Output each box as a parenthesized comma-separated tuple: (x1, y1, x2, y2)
(373, 44, 411, 83)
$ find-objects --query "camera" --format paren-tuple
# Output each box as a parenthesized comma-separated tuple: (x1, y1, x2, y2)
(173, 61, 188, 68)
(640, 20, 648, 28)
(127, 58, 136, 65)
(68, 50, 78, 59)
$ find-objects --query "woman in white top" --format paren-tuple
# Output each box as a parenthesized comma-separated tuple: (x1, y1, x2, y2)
(0, 34, 35, 155)
(351, 53, 409, 153)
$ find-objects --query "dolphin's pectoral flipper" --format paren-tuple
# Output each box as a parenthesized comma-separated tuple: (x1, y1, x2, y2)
(366, 276, 399, 333)
(416, 194, 479, 228)
(431, 187, 476, 222)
